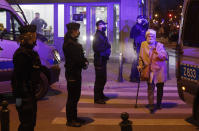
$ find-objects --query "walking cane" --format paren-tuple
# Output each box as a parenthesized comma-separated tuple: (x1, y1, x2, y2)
(134, 70, 141, 108)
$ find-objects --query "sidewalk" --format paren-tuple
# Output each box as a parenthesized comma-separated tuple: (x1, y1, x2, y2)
(58, 55, 177, 90)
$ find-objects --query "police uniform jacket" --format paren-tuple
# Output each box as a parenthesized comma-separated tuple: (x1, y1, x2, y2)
(63, 34, 88, 77)
(93, 30, 111, 65)
(130, 23, 148, 48)
(12, 46, 41, 98)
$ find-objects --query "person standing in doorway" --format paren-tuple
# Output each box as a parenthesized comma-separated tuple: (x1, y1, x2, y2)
(63, 22, 89, 127)
(31, 12, 47, 35)
(129, 15, 148, 82)
(93, 20, 111, 104)
(12, 25, 41, 131)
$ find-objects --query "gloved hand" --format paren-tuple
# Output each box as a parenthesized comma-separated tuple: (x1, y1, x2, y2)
(83, 61, 89, 70)
(16, 98, 22, 107)
(137, 66, 142, 72)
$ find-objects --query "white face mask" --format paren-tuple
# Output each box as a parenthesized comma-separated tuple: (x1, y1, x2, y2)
(137, 18, 142, 24)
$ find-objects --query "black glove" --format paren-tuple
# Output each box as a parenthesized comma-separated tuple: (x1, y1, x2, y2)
(82, 59, 89, 70)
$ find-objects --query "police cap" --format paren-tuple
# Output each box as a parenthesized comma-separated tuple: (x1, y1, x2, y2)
(18, 25, 36, 34)
(96, 20, 107, 26)
(66, 22, 80, 31)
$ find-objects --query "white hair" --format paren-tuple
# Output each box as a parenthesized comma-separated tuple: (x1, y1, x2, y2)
(145, 29, 156, 37)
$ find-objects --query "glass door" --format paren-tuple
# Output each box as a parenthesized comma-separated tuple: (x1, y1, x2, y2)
(70, 6, 87, 50)
(90, 6, 108, 56)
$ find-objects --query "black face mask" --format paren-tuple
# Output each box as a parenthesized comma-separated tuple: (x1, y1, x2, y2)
(73, 32, 80, 39)
(24, 41, 36, 49)
(77, 32, 80, 38)
(102, 27, 107, 32)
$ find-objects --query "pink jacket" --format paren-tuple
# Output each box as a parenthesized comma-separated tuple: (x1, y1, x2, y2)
(139, 41, 168, 83)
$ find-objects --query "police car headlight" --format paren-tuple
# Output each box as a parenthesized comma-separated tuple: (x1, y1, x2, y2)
(182, 86, 186, 91)
(53, 50, 61, 63)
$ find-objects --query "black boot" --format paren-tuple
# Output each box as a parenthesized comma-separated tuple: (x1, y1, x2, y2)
(156, 83, 164, 110)
(147, 83, 155, 114)
(66, 120, 81, 127)
(149, 104, 155, 114)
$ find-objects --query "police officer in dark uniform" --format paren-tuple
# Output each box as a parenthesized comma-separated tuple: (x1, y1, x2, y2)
(63, 22, 89, 127)
(129, 15, 149, 82)
(93, 20, 111, 104)
(11, 25, 41, 131)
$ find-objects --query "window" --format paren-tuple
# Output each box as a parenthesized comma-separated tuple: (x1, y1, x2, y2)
(58, 4, 64, 37)
(13, 4, 54, 44)
(183, 1, 199, 47)
(0, 10, 21, 41)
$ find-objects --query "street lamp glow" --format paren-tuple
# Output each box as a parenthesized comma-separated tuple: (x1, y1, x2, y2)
(155, 14, 158, 17)
(90, 35, 94, 41)
(83, 35, 87, 41)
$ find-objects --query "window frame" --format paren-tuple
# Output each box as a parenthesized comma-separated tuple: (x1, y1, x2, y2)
(0, 8, 23, 41)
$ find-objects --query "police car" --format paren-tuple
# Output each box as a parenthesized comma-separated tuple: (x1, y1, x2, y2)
(177, 0, 199, 123)
(0, 0, 61, 99)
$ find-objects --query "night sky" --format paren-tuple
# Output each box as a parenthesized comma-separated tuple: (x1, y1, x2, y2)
(159, 0, 183, 12)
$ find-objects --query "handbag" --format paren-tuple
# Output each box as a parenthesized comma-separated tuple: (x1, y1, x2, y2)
(140, 65, 150, 81)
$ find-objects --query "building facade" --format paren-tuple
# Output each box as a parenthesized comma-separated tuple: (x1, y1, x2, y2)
(8, 0, 152, 58)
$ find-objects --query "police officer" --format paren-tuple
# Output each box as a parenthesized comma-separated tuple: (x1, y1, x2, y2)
(31, 12, 47, 35)
(11, 25, 41, 131)
(129, 15, 149, 82)
(63, 22, 89, 127)
(93, 20, 111, 104)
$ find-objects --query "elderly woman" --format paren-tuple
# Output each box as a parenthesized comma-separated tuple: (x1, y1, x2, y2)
(138, 29, 168, 114)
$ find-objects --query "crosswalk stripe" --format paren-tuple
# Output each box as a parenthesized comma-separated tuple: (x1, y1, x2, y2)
(81, 91, 180, 97)
(77, 98, 187, 105)
(55, 83, 178, 91)
(82, 87, 179, 91)
(61, 107, 191, 114)
(52, 117, 191, 125)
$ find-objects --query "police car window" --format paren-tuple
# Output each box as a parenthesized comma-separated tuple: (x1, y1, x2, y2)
(0, 11, 7, 38)
(183, 1, 199, 47)
(0, 10, 21, 41)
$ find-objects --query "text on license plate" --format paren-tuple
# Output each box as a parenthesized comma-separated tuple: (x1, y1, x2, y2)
(180, 64, 199, 80)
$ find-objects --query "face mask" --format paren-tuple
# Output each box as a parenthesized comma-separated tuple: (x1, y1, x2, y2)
(24, 44, 35, 49)
(102, 27, 106, 32)
(74, 32, 80, 39)
(137, 19, 142, 24)
(77, 32, 80, 37)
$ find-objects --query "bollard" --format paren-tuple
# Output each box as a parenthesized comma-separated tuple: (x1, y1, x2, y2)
(119, 112, 133, 131)
(1, 100, 9, 131)
(118, 53, 124, 82)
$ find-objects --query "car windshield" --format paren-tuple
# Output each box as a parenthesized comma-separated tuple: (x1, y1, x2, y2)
(11, 5, 27, 24)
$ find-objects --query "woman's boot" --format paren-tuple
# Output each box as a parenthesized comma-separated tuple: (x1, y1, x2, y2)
(156, 83, 164, 109)
(147, 83, 155, 113)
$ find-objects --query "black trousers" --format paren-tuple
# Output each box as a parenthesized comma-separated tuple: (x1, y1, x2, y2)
(94, 62, 107, 101)
(65, 70, 82, 122)
(147, 82, 164, 106)
(16, 97, 37, 131)
(130, 44, 140, 81)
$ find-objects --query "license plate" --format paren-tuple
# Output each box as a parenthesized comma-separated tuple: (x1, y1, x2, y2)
(180, 64, 199, 81)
